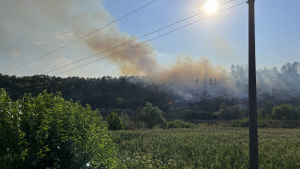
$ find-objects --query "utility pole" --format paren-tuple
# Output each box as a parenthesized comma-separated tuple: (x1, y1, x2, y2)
(248, 0, 258, 168)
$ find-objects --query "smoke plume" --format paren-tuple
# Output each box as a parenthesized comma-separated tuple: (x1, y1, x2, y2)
(22, 0, 231, 88)
(2, 0, 299, 100)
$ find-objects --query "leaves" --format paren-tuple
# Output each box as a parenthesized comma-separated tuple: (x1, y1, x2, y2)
(0, 88, 118, 169)
(107, 113, 125, 131)
(141, 102, 166, 129)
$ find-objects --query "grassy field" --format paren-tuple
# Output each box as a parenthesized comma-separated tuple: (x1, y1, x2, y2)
(113, 127, 300, 169)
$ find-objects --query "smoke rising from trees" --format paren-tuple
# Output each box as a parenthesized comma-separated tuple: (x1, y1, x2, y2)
(2, 0, 299, 100)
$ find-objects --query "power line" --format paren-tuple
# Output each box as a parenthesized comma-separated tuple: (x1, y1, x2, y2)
(3, 0, 157, 74)
(55, 2, 246, 76)
(42, 0, 234, 75)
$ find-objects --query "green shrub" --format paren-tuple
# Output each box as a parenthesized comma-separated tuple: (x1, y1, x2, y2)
(160, 120, 168, 129)
(141, 102, 166, 129)
(216, 103, 243, 120)
(257, 119, 272, 128)
(0, 89, 118, 169)
(107, 113, 125, 130)
(168, 120, 195, 129)
(231, 118, 249, 127)
(197, 122, 209, 128)
(258, 101, 275, 117)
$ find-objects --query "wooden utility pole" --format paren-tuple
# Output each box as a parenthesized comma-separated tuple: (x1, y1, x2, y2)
(248, 0, 258, 168)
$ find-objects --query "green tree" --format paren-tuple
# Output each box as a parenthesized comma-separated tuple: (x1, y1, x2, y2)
(271, 104, 295, 120)
(216, 102, 243, 120)
(0, 89, 118, 169)
(107, 113, 125, 130)
(258, 101, 275, 117)
(141, 102, 166, 129)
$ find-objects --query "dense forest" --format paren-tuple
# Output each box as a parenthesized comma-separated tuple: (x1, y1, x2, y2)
(0, 73, 245, 117)
(1, 70, 300, 121)
(0, 74, 171, 113)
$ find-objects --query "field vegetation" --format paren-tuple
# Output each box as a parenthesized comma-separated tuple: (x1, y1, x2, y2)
(113, 127, 300, 168)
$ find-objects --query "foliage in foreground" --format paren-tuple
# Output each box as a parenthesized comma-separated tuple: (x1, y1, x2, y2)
(113, 128, 300, 168)
(0, 89, 118, 169)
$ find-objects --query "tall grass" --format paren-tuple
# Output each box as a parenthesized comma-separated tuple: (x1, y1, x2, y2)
(113, 128, 300, 168)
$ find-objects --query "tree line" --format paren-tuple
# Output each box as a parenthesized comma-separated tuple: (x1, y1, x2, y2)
(0, 74, 170, 112)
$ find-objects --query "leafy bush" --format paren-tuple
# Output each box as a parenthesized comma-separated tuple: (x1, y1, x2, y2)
(168, 120, 195, 129)
(141, 102, 166, 129)
(0, 89, 118, 169)
(215, 103, 243, 120)
(257, 119, 272, 128)
(107, 113, 125, 130)
(231, 118, 249, 127)
(258, 101, 275, 117)
(271, 104, 295, 120)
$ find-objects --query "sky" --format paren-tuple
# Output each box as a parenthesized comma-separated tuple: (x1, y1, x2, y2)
(0, 0, 299, 78)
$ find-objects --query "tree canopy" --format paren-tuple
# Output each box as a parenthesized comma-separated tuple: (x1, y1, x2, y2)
(141, 102, 166, 129)
(0, 74, 170, 113)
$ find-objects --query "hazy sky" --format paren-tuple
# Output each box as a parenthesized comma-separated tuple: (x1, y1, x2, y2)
(0, 0, 299, 78)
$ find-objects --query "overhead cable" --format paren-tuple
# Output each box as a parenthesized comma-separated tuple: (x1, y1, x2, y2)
(55, 2, 246, 76)
(43, 0, 234, 75)
(3, 0, 157, 74)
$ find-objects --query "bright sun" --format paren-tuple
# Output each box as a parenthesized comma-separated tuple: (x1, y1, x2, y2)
(204, 1, 218, 14)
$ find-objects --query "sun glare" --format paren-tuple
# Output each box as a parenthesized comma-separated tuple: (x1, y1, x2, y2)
(204, 1, 218, 14)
